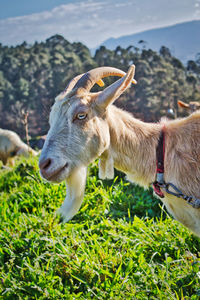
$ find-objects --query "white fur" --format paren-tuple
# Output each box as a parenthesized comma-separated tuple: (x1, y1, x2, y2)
(0, 128, 38, 166)
(58, 166, 87, 222)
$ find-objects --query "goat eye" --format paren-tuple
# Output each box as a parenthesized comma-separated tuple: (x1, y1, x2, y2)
(76, 113, 87, 120)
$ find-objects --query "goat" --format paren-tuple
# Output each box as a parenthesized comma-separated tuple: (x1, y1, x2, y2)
(0, 128, 38, 166)
(39, 65, 200, 237)
(178, 100, 200, 113)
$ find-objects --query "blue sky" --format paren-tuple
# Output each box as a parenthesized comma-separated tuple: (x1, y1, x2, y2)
(0, 0, 200, 48)
(0, 0, 77, 19)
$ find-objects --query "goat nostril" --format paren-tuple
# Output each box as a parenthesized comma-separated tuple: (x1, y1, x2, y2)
(44, 158, 51, 169)
(40, 158, 52, 170)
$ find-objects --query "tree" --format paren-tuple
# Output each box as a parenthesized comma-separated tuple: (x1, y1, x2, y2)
(0, 36, 200, 136)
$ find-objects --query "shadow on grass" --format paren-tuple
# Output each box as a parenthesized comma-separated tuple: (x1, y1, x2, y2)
(80, 163, 166, 224)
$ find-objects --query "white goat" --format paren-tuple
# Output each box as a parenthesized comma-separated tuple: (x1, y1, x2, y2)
(39, 65, 200, 237)
(0, 128, 38, 166)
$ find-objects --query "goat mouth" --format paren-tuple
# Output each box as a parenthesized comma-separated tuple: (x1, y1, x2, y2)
(45, 162, 69, 182)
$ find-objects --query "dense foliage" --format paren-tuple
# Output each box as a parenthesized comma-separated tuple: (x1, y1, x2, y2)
(0, 35, 200, 138)
(0, 157, 200, 299)
(0, 35, 96, 136)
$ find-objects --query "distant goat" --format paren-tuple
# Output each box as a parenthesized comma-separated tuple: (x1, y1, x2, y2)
(39, 65, 200, 237)
(178, 100, 200, 113)
(0, 128, 38, 166)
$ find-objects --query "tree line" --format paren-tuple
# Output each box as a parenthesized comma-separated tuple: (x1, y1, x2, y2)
(0, 34, 200, 138)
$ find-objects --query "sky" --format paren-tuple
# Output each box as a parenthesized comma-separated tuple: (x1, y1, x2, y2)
(0, 0, 200, 48)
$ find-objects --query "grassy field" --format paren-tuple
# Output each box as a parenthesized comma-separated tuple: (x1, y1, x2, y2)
(0, 156, 200, 299)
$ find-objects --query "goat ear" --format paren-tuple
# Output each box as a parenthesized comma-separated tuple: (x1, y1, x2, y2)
(95, 65, 136, 109)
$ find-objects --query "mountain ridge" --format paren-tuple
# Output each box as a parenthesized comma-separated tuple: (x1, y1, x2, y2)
(98, 20, 200, 63)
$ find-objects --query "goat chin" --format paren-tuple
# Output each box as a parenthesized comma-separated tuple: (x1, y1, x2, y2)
(57, 165, 87, 223)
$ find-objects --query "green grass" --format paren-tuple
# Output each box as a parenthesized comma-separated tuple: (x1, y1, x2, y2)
(0, 157, 200, 299)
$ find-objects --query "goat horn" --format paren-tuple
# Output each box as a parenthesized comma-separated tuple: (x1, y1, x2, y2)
(64, 74, 84, 94)
(74, 66, 137, 92)
(65, 75, 105, 93)
(55, 74, 105, 101)
(96, 65, 136, 108)
(177, 100, 190, 108)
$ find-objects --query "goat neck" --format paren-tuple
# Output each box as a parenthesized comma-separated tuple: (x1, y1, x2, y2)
(106, 105, 162, 187)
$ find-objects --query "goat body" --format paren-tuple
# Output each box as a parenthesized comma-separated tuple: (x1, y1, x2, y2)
(0, 128, 38, 166)
(106, 106, 200, 236)
(39, 65, 200, 237)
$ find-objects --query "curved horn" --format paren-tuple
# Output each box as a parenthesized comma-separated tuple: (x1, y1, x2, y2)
(65, 74, 105, 93)
(64, 74, 84, 94)
(55, 74, 105, 101)
(177, 100, 190, 109)
(55, 74, 83, 101)
(96, 65, 136, 109)
(74, 66, 137, 92)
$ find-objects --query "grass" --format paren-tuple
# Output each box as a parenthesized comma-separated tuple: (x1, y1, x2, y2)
(0, 156, 200, 299)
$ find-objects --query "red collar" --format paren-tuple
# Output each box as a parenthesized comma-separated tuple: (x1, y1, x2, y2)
(152, 129, 165, 198)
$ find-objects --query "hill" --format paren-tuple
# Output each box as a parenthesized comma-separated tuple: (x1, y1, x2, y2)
(100, 20, 200, 63)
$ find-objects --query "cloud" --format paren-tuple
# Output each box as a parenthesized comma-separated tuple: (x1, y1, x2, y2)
(0, 0, 199, 48)
(0, 0, 107, 46)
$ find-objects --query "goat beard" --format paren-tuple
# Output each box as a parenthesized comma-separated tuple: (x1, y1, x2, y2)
(57, 165, 87, 222)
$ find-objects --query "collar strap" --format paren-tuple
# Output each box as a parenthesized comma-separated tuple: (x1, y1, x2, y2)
(152, 129, 200, 208)
(152, 129, 165, 198)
